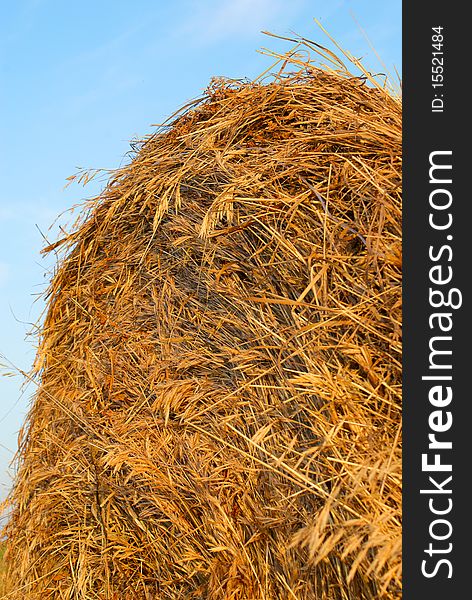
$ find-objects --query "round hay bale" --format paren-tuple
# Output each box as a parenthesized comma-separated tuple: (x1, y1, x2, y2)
(2, 47, 401, 600)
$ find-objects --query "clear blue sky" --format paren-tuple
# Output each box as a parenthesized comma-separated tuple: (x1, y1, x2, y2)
(0, 0, 401, 502)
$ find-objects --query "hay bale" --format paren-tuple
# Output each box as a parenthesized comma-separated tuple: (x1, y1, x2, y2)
(2, 44, 401, 599)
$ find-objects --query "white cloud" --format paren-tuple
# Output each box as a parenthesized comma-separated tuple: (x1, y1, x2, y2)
(0, 205, 15, 222)
(0, 262, 9, 288)
(177, 0, 303, 46)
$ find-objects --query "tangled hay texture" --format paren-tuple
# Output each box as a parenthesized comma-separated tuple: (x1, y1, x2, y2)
(2, 42, 402, 599)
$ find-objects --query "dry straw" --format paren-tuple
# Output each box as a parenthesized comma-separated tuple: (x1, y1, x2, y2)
(1, 34, 401, 599)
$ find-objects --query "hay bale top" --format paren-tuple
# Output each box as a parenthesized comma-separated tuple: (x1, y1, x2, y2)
(3, 42, 401, 600)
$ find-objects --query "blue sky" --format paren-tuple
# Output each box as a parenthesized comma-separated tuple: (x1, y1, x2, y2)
(0, 0, 401, 502)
